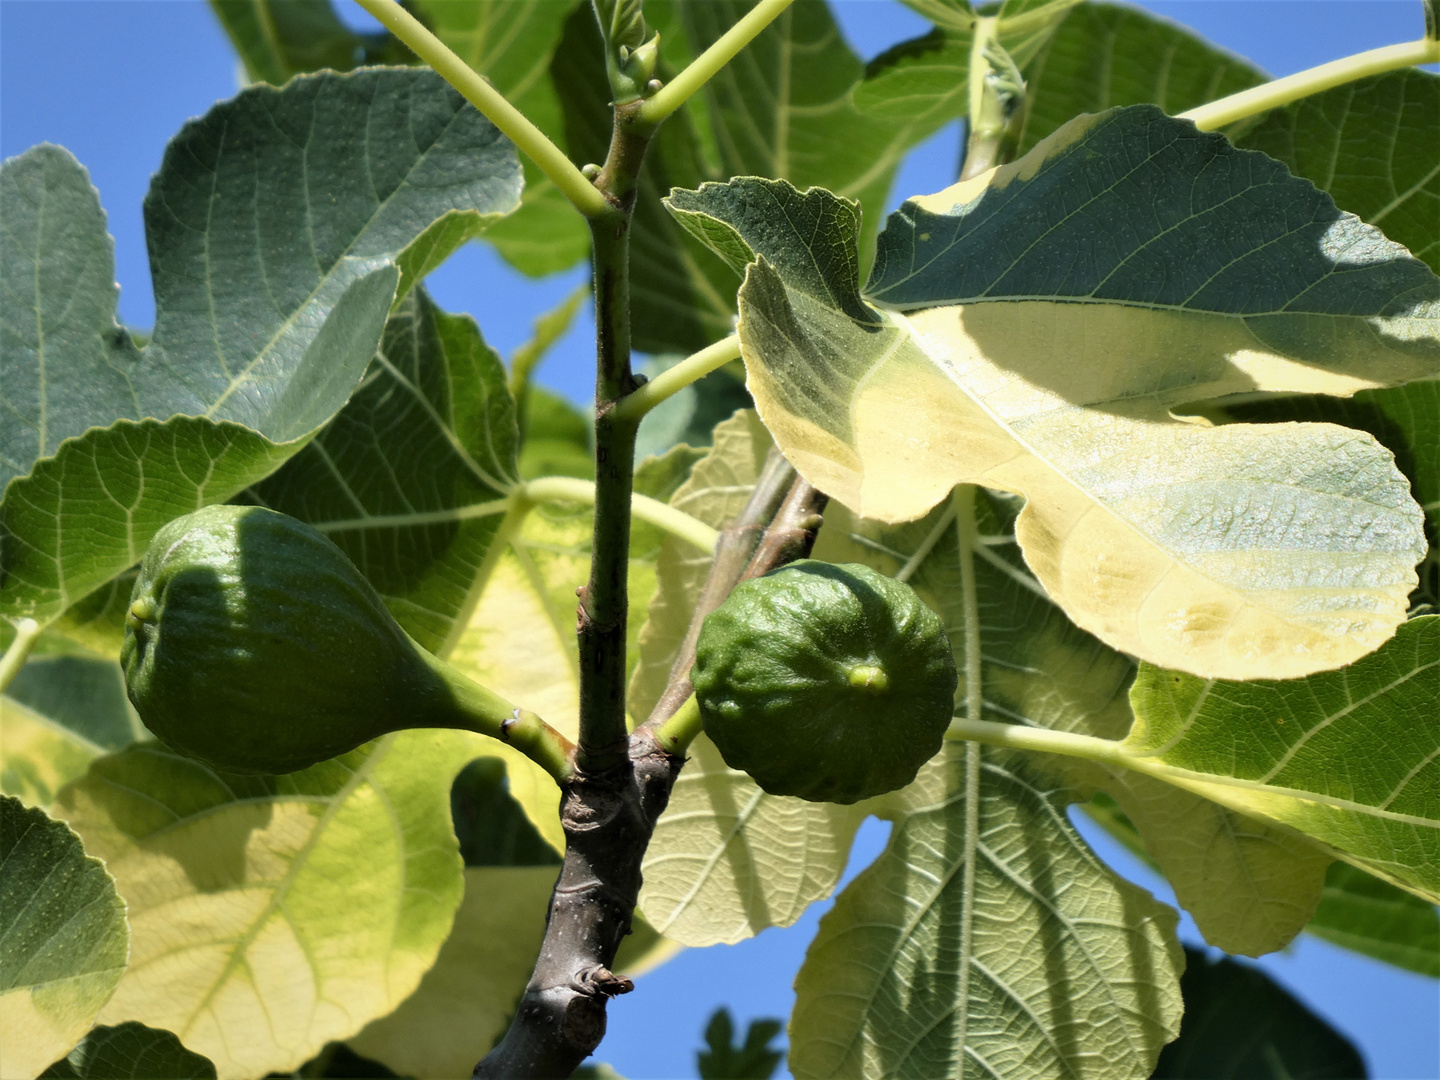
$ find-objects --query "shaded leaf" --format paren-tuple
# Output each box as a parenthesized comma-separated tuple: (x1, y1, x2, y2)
(790, 746, 1183, 1080)
(245, 288, 519, 654)
(671, 104, 1440, 679)
(450, 757, 561, 868)
(40, 1021, 216, 1080)
(520, 387, 593, 480)
(1016, 2, 1264, 153)
(210, 0, 414, 84)
(698, 1008, 784, 1080)
(1127, 615, 1440, 904)
(53, 732, 483, 1078)
(1307, 861, 1440, 977)
(348, 865, 555, 1080)
(1152, 947, 1366, 1079)
(0, 796, 128, 1080)
(1, 70, 522, 625)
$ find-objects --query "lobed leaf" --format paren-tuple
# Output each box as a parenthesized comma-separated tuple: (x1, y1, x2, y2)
(52, 733, 484, 1079)
(0, 797, 129, 1080)
(670, 105, 1440, 679)
(1, 70, 522, 626)
(246, 288, 519, 655)
(789, 746, 1183, 1080)
(1128, 614, 1440, 904)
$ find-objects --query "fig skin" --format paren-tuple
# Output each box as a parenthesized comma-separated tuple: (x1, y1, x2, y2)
(692, 560, 958, 804)
(122, 504, 510, 774)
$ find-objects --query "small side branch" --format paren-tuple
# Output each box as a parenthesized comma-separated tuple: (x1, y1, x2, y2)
(1181, 38, 1440, 131)
(0, 618, 41, 694)
(352, 0, 610, 218)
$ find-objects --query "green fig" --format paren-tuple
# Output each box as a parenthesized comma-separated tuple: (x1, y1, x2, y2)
(122, 504, 529, 775)
(692, 561, 957, 804)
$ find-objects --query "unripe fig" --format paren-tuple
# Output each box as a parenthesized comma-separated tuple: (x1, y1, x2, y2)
(692, 561, 957, 804)
(122, 504, 520, 774)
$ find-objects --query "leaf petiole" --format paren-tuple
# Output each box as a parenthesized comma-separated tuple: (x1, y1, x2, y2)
(637, 0, 797, 127)
(652, 693, 704, 755)
(0, 618, 41, 695)
(524, 476, 720, 553)
(612, 334, 742, 423)
(1182, 37, 1440, 131)
(351, 0, 611, 218)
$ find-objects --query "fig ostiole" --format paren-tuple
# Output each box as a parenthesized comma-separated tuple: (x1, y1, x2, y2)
(122, 504, 571, 778)
(692, 560, 958, 804)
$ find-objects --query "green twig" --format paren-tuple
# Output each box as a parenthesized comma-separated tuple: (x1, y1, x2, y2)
(613, 334, 742, 423)
(0, 618, 41, 695)
(352, 0, 610, 218)
(1182, 38, 1440, 131)
(652, 693, 703, 755)
(637, 0, 797, 127)
(525, 476, 719, 552)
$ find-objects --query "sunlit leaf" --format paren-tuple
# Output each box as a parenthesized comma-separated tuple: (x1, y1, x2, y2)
(1016, 2, 1264, 152)
(52, 733, 484, 1079)
(1128, 615, 1440, 904)
(40, 1022, 216, 1080)
(669, 105, 1440, 679)
(347, 865, 555, 1080)
(0, 70, 522, 626)
(246, 288, 519, 654)
(789, 746, 1183, 1080)
(1152, 947, 1366, 1079)
(819, 495, 1330, 958)
(0, 797, 129, 1080)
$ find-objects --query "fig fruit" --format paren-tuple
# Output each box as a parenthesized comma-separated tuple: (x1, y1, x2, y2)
(692, 560, 957, 804)
(122, 504, 520, 774)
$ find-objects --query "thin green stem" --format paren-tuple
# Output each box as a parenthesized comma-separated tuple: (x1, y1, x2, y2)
(637, 0, 797, 127)
(947, 716, 1130, 767)
(652, 693, 704, 756)
(352, 0, 610, 218)
(613, 334, 742, 423)
(525, 476, 719, 552)
(433, 655, 576, 783)
(0, 619, 41, 695)
(951, 485, 982, 1073)
(1182, 38, 1440, 131)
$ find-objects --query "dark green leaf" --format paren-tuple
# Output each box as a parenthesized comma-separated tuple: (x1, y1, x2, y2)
(41, 1022, 217, 1079)
(1151, 947, 1366, 1079)
(1018, 2, 1264, 152)
(519, 386, 594, 480)
(450, 757, 562, 867)
(5, 655, 142, 753)
(1237, 70, 1439, 274)
(245, 288, 519, 652)
(210, 0, 415, 85)
(697, 1008, 784, 1080)
(0, 796, 129, 1076)
(1308, 862, 1440, 977)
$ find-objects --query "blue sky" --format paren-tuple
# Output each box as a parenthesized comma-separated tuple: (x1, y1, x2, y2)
(3, 2, 1438, 1077)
